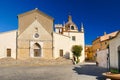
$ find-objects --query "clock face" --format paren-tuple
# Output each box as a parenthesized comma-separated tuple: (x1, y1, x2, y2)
(34, 33, 39, 38)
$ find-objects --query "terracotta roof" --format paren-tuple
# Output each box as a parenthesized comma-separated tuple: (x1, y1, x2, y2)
(100, 31, 119, 41)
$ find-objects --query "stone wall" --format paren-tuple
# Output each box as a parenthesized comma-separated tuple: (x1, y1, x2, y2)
(96, 49, 108, 68)
(17, 9, 53, 60)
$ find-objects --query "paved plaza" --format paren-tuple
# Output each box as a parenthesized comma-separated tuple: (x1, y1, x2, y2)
(72, 62, 107, 80)
(0, 62, 107, 80)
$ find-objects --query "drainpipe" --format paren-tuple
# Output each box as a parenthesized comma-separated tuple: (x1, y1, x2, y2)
(107, 45, 110, 72)
(52, 32, 54, 58)
(16, 31, 18, 60)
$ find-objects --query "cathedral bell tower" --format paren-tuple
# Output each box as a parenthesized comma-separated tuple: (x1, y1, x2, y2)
(65, 15, 78, 32)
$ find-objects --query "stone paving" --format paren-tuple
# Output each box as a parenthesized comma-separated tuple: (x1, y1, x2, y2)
(0, 61, 108, 80)
(72, 62, 107, 80)
(0, 65, 73, 80)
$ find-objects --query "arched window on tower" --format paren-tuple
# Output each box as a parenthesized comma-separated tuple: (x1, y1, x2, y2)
(71, 26, 74, 30)
(68, 26, 70, 30)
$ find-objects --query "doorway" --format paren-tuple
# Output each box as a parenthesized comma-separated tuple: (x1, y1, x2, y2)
(118, 46, 120, 72)
(7, 48, 11, 57)
(34, 49, 40, 57)
(33, 43, 41, 57)
(59, 49, 63, 57)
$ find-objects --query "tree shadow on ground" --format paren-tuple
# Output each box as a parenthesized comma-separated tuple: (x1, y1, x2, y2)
(73, 64, 107, 80)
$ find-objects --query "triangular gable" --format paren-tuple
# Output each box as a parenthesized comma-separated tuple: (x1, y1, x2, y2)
(18, 8, 53, 36)
(18, 8, 54, 20)
(18, 20, 52, 40)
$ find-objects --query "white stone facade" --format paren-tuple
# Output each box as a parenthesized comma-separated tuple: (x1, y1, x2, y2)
(53, 15, 85, 62)
(53, 32, 85, 62)
(64, 32, 85, 62)
(53, 33, 70, 58)
(0, 30, 17, 59)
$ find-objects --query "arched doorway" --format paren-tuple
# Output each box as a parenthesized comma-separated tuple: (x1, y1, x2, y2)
(118, 46, 120, 72)
(33, 43, 41, 57)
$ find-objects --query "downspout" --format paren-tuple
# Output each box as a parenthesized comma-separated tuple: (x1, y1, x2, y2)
(52, 20, 54, 58)
(16, 31, 18, 60)
(107, 44, 110, 72)
(52, 31, 54, 58)
(52, 32, 54, 58)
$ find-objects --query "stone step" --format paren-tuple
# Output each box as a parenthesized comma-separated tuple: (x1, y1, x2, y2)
(0, 57, 73, 66)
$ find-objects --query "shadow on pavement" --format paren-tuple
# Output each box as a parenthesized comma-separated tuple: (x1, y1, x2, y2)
(73, 63, 107, 80)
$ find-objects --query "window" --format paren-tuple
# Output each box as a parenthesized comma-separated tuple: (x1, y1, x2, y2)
(96, 49, 99, 51)
(7, 49, 11, 57)
(35, 27, 38, 32)
(34, 33, 39, 38)
(105, 42, 107, 45)
(72, 36, 76, 41)
(71, 26, 74, 30)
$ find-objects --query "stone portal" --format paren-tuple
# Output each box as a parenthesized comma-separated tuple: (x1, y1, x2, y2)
(33, 43, 41, 57)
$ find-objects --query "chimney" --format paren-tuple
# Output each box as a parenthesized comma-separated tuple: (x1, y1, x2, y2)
(104, 32, 107, 35)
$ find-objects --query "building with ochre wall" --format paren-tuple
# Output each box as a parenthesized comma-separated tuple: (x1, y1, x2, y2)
(92, 31, 119, 60)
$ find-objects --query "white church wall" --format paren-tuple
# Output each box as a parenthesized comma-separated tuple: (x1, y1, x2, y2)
(70, 33, 85, 62)
(0, 30, 17, 59)
(63, 32, 85, 62)
(53, 33, 70, 58)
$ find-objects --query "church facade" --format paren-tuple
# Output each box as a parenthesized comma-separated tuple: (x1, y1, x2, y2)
(0, 9, 85, 62)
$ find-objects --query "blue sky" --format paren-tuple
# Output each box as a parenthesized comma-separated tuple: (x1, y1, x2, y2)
(0, 0, 120, 44)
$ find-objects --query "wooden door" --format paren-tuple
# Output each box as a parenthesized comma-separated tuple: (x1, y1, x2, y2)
(34, 49, 40, 57)
(7, 49, 11, 57)
(60, 49, 63, 57)
(118, 51, 120, 72)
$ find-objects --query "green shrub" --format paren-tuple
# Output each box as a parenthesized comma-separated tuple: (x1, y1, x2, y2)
(71, 45, 83, 64)
(110, 68, 119, 73)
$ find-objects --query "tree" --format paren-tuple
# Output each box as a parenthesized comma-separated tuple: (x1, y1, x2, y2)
(71, 45, 83, 63)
